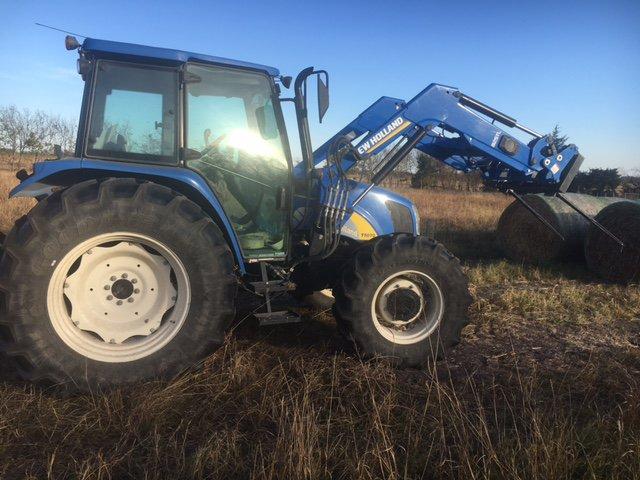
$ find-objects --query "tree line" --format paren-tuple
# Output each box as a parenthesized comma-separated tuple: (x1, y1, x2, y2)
(410, 151, 636, 197)
(0, 105, 76, 169)
(1, 107, 637, 198)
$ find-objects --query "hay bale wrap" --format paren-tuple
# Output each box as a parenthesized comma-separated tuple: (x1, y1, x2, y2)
(585, 201, 640, 284)
(497, 193, 622, 263)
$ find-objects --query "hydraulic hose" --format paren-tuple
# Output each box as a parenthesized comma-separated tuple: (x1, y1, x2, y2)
(289, 135, 356, 270)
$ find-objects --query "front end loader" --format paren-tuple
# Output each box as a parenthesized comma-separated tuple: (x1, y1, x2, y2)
(0, 36, 617, 388)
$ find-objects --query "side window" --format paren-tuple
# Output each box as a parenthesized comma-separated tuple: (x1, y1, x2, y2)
(185, 64, 289, 258)
(87, 61, 178, 164)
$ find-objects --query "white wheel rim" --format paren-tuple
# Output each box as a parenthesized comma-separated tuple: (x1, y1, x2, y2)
(47, 232, 191, 363)
(371, 270, 444, 345)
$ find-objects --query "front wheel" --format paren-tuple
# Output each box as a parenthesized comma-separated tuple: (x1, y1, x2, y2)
(0, 178, 236, 389)
(333, 234, 472, 366)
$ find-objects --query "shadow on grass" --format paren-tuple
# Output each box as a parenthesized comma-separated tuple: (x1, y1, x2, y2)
(433, 228, 504, 260)
(231, 290, 349, 353)
(438, 227, 605, 283)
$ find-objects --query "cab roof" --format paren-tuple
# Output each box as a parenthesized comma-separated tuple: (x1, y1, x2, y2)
(81, 38, 280, 77)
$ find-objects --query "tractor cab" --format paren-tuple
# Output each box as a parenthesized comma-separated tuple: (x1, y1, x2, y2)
(74, 38, 297, 261)
(14, 36, 417, 271)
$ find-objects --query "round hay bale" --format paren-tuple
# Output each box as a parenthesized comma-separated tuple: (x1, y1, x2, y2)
(497, 193, 622, 264)
(584, 201, 640, 284)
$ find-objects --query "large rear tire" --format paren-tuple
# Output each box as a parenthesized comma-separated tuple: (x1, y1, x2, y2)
(0, 178, 236, 389)
(333, 234, 471, 366)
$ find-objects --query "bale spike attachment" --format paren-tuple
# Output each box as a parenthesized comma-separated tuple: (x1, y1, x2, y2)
(506, 189, 565, 241)
(556, 192, 625, 252)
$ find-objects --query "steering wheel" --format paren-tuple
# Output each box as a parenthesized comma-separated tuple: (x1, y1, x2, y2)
(199, 144, 266, 228)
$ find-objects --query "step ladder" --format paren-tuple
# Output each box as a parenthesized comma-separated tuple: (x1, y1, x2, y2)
(250, 262, 302, 326)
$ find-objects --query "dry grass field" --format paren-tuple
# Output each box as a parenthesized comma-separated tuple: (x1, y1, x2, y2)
(0, 171, 34, 234)
(0, 170, 639, 479)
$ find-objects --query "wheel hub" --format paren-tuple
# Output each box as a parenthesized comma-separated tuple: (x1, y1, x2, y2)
(377, 278, 425, 328)
(111, 278, 134, 299)
(370, 270, 445, 345)
(63, 241, 177, 344)
(385, 288, 423, 322)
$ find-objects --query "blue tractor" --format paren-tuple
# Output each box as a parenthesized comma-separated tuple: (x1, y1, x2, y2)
(0, 36, 594, 388)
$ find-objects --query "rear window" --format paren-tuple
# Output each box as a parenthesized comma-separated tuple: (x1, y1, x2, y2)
(86, 61, 178, 164)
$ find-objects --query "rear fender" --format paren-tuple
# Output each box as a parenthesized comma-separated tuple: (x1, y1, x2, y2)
(10, 158, 247, 273)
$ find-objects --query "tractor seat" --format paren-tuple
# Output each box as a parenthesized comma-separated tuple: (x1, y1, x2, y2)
(104, 134, 127, 152)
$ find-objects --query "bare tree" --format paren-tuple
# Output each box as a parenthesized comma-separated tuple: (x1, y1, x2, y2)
(49, 115, 77, 154)
(0, 105, 77, 169)
(0, 106, 21, 168)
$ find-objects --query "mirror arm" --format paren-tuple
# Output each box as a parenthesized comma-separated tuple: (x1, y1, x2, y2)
(293, 67, 316, 175)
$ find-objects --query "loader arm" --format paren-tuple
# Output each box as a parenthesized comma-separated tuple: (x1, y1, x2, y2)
(313, 83, 582, 195)
(304, 83, 627, 261)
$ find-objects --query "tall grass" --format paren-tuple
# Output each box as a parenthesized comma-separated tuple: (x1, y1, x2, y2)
(0, 170, 639, 479)
(1, 333, 637, 479)
(0, 171, 34, 233)
(399, 188, 512, 259)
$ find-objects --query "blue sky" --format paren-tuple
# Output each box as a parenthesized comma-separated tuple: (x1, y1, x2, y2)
(1, 0, 638, 172)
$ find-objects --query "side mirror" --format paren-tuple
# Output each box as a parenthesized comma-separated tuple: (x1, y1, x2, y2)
(317, 72, 329, 123)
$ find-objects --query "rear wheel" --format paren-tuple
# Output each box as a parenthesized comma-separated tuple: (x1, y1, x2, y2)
(334, 234, 471, 366)
(0, 178, 236, 389)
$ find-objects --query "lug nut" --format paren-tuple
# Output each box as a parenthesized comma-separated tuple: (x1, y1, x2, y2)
(110, 276, 117, 281)
(122, 273, 128, 279)
(131, 279, 138, 284)
(107, 295, 113, 301)
(116, 300, 123, 306)
(128, 298, 134, 303)
(134, 289, 140, 294)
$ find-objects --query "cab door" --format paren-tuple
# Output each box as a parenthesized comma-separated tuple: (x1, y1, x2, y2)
(183, 63, 291, 260)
